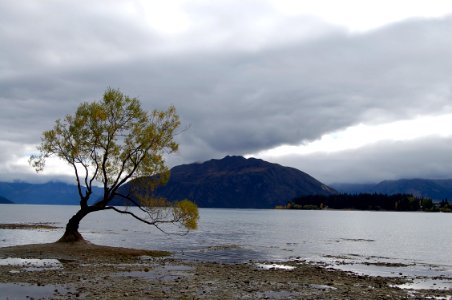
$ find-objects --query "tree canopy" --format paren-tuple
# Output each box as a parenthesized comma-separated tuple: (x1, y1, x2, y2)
(30, 88, 198, 242)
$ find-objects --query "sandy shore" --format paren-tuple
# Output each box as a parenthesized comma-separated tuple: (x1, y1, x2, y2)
(0, 242, 450, 299)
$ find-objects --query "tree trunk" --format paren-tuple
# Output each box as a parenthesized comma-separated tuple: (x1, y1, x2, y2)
(57, 209, 89, 243)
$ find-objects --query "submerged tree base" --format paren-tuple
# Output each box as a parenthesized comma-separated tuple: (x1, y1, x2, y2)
(57, 230, 85, 243)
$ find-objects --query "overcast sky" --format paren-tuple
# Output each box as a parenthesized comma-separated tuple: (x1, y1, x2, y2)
(1, 0, 452, 184)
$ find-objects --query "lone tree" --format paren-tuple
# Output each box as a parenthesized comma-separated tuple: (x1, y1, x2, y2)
(30, 88, 198, 242)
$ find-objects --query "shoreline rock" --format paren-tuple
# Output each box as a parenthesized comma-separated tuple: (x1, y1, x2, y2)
(0, 242, 450, 299)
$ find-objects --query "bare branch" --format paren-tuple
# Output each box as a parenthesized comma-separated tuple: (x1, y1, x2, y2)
(104, 206, 189, 236)
(71, 161, 87, 208)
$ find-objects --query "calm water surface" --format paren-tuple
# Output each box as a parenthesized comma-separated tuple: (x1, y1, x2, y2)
(1, 204, 451, 280)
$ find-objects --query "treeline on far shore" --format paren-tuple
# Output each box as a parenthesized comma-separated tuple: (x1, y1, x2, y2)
(280, 193, 452, 212)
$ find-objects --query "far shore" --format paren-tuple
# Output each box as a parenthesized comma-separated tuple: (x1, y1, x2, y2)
(1, 241, 451, 299)
(0, 223, 61, 230)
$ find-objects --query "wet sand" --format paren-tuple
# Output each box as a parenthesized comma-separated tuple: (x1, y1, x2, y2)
(1, 242, 451, 299)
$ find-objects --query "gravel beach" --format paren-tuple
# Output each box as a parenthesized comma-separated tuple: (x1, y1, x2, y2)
(0, 242, 451, 299)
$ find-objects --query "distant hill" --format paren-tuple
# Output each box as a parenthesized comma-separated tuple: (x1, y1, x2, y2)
(5, 169, 451, 206)
(332, 178, 452, 201)
(0, 195, 13, 204)
(0, 156, 336, 208)
(0, 181, 102, 205)
(121, 156, 336, 208)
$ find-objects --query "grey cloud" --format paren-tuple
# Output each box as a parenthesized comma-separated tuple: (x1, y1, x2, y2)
(0, 1, 156, 74)
(184, 1, 337, 51)
(155, 17, 452, 161)
(0, 140, 73, 183)
(0, 2, 451, 182)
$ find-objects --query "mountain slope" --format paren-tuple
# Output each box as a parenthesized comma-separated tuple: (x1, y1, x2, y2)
(0, 195, 13, 204)
(0, 156, 335, 207)
(333, 178, 452, 201)
(150, 156, 336, 208)
(0, 181, 102, 205)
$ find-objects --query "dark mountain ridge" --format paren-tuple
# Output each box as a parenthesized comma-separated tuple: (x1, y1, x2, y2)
(150, 155, 336, 208)
(0, 156, 335, 208)
(8, 158, 450, 207)
(0, 181, 102, 205)
(0, 195, 13, 204)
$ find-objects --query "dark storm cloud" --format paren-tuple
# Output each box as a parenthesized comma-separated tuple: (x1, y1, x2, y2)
(0, 1, 451, 182)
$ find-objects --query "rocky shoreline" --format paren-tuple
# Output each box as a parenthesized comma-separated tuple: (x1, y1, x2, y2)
(0, 242, 451, 299)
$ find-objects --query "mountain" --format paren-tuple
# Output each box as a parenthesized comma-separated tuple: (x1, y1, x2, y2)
(0, 181, 102, 205)
(140, 156, 336, 208)
(0, 195, 13, 204)
(0, 156, 336, 207)
(332, 179, 452, 201)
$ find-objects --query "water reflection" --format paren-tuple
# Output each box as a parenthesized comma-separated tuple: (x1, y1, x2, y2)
(117, 264, 194, 281)
(0, 283, 74, 299)
(175, 245, 264, 263)
(396, 279, 452, 291)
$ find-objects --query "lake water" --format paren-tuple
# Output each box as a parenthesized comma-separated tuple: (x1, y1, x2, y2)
(0, 204, 451, 284)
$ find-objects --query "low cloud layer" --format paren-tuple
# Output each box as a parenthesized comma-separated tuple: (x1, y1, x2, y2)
(266, 137, 452, 184)
(1, 2, 451, 183)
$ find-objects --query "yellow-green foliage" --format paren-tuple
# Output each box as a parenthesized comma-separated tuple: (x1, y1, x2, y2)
(30, 88, 180, 186)
(174, 199, 199, 230)
(28, 88, 200, 241)
(137, 196, 170, 208)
